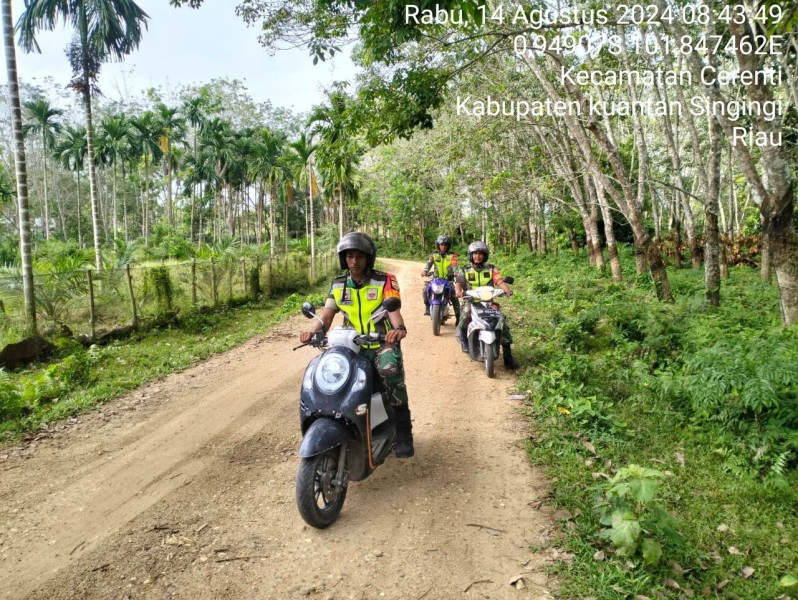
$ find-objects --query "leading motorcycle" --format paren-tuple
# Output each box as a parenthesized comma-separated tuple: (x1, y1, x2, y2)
(463, 276, 514, 378)
(293, 297, 401, 528)
(423, 275, 454, 336)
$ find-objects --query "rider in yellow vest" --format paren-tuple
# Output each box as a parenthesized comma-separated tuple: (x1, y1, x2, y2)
(298, 232, 415, 458)
(454, 241, 518, 369)
(420, 235, 460, 322)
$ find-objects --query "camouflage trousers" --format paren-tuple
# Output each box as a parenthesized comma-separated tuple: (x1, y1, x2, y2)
(361, 343, 409, 408)
(457, 298, 513, 344)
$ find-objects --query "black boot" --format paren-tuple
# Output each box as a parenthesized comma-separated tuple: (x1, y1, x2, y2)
(423, 304, 430, 316)
(455, 329, 469, 353)
(394, 405, 414, 458)
(502, 343, 519, 369)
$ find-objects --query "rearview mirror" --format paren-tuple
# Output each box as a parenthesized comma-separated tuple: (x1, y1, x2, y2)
(301, 302, 316, 318)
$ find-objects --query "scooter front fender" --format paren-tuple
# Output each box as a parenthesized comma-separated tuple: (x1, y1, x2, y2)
(298, 419, 354, 458)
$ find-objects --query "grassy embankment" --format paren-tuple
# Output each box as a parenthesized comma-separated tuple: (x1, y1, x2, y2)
(0, 289, 327, 440)
(501, 247, 797, 599)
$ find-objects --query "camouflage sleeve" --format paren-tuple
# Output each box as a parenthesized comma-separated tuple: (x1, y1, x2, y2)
(423, 254, 434, 272)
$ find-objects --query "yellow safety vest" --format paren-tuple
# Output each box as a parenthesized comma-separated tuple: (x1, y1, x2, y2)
(330, 273, 393, 345)
(431, 252, 457, 278)
(462, 264, 495, 288)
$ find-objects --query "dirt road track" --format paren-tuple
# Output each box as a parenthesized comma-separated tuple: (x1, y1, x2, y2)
(0, 258, 559, 600)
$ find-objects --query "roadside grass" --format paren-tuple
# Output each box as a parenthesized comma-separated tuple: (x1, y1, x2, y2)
(501, 247, 798, 599)
(0, 289, 327, 441)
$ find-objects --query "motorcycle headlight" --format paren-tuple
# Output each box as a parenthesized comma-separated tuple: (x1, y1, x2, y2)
(478, 288, 494, 302)
(431, 283, 445, 294)
(315, 353, 350, 394)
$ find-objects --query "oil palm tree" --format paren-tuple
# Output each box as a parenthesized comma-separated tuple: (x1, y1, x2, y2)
(317, 140, 361, 238)
(22, 98, 63, 240)
(17, 0, 149, 271)
(2, 0, 36, 335)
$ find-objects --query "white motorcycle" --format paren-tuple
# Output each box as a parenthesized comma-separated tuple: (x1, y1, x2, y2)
(463, 276, 514, 378)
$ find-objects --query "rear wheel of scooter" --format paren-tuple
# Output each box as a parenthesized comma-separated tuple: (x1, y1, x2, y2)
(484, 342, 495, 378)
(431, 304, 441, 336)
(296, 448, 347, 528)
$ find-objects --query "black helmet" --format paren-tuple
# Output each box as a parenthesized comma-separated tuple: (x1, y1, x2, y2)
(468, 241, 489, 263)
(337, 232, 377, 270)
(435, 235, 451, 252)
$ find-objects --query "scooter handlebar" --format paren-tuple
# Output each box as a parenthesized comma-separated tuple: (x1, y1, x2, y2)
(294, 330, 386, 351)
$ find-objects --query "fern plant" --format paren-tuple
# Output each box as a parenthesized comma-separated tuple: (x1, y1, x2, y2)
(0, 368, 22, 421)
(675, 328, 798, 473)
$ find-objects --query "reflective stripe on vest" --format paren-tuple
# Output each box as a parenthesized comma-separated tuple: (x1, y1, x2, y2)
(331, 278, 385, 336)
(464, 266, 493, 288)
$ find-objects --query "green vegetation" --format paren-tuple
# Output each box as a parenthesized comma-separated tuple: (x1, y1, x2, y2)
(0, 288, 326, 439)
(502, 248, 797, 599)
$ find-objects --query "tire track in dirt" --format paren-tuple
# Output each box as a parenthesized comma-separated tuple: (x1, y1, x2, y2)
(1, 258, 560, 600)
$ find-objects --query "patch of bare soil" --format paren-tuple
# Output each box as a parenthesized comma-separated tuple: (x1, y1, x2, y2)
(0, 258, 563, 600)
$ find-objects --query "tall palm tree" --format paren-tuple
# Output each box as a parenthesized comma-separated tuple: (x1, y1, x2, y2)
(248, 128, 289, 254)
(198, 117, 236, 244)
(53, 124, 87, 248)
(289, 132, 318, 279)
(181, 93, 214, 243)
(22, 98, 63, 240)
(96, 114, 132, 240)
(129, 111, 162, 244)
(318, 141, 361, 237)
(308, 90, 360, 237)
(155, 102, 186, 228)
(18, 0, 149, 271)
(2, 0, 36, 336)
(182, 150, 216, 246)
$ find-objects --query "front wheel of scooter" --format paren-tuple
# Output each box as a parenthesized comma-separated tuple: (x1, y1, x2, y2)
(296, 448, 348, 528)
(431, 304, 441, 336)
(484, 342, 495, 378)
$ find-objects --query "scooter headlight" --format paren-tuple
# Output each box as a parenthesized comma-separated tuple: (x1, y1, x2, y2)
(478, 288, 494, 302)
(315, 353, 351, 394)
(431, 282, 445, 294)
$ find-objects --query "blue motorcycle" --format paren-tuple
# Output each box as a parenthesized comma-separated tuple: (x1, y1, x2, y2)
(425, 276, 454, 336)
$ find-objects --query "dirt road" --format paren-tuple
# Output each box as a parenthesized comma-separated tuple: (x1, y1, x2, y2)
(0, 258, 558, 600)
